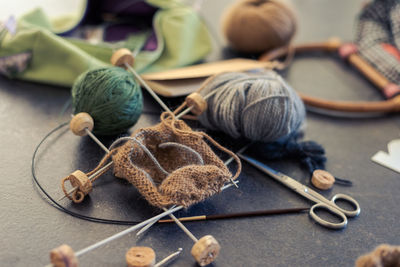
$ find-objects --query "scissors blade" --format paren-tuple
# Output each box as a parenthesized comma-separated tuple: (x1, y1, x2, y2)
(238, 153, 322, 203)
(238, 153, 280, 176)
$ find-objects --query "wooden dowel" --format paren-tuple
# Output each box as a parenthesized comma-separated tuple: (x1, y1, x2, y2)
(259, 37, 342, 62)
(158, 207, 309, 223)
(347, 53, 389, 92)
(298, 92, 400, 113)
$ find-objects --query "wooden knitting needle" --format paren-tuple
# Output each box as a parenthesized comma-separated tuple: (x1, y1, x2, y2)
(111, 48, 172, 113)
(50, 184, 237, 267)
(60, 76, 241, 201)
(58, 113, 113, 201)
(58, 49, 242, 265)
(65, 113, 222, 244)
(46, 206, 183, 267)
(64, 114, 238, 265)
(157, 207, 309, 223)
(113, 48, 240, 189)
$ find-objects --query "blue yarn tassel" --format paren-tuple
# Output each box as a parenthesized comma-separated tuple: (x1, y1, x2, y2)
(253, 134, 352, 186)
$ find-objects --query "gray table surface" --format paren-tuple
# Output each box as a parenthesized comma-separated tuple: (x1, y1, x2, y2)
(1, 0, 399, 266)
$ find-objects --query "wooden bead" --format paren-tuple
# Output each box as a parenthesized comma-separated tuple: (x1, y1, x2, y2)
(311, 169, 335, 190)
(185, 92, 207, 115)
(70, 112, 94, 136)
(111, 48, 134, 68)
(50, 244, 78, 267)
(126, 246, 156, 267)
(191, 235, 220, 266)
(69, 170, 92, 195)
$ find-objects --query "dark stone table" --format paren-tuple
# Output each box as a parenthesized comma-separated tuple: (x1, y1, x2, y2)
(1, 0, 399, 266)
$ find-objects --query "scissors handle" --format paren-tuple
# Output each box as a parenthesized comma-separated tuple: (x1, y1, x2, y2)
(309, 193, 361, 229)
(331, 193, 361, 217)
(309, 203, 348, 229)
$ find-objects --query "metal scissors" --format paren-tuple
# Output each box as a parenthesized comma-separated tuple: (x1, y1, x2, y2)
(238, 153, 361, 229)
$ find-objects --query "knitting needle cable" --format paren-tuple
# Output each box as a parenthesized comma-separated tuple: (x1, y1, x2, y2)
(59, 119, 240, 248)
(157, 207, 309, 223)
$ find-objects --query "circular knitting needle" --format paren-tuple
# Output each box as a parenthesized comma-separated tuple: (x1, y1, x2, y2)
(66, 114, 216, 245)
(63, 112, 233, 265)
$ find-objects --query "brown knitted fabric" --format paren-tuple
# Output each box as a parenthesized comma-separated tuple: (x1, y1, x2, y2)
(92, 112, 241, 208)
(356, 244, 400, 267)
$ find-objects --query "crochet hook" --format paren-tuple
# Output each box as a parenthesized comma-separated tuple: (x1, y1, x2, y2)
(157, 207, 309, 223)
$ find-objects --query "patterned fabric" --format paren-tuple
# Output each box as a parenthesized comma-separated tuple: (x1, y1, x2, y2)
(356, 0, 400, 84)
(0, 52, 31, 77)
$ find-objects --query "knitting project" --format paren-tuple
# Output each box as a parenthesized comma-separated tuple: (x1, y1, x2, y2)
(69, 112, 241, 208)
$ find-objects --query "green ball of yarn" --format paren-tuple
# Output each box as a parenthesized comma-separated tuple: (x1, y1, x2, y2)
(71, 67, 143, 135)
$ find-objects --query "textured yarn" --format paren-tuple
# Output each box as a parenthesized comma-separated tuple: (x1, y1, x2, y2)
(86, 113, 241, 208)
(72, 67, 143, 135)
(253, 133, 327, 174)
(221, 0, 297, 53)
(198, 70, 305, 143)
(356, 244, 400, 267)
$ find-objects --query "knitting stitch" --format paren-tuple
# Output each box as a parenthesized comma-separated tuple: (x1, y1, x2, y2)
(85, 113, 241, 208)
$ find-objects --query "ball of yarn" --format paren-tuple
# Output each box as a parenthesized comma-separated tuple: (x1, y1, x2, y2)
(221, 0, 297, 53)
(72, 67, 143, 135)
(198, 70, 305, 142)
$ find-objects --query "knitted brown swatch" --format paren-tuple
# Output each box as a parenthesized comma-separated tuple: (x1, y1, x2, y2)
(81, 112, 241, 208)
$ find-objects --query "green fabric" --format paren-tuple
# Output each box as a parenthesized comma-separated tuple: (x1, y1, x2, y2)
(0, 0, 212, 87)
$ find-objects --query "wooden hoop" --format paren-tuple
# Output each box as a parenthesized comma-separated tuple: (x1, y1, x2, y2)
(259, 38, 400, 113)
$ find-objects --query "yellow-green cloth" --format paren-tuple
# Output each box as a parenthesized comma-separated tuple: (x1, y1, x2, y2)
(0, 0, 212, 87)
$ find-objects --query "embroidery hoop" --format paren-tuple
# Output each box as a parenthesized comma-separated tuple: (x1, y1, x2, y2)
(259, 38, 400, 113)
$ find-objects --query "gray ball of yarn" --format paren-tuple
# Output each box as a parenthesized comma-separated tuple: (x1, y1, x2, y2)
(198, 70, 305, 142)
